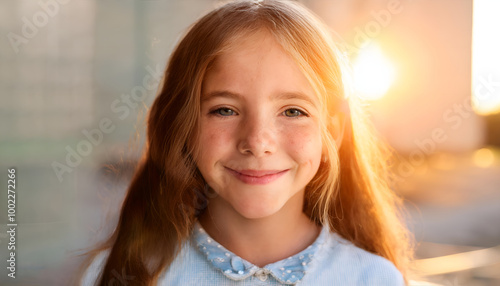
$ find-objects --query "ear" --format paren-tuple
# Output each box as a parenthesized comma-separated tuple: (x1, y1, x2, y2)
(329, 112, 346, 149)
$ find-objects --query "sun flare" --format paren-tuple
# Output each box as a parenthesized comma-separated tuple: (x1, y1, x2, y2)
(352, 43, 396, 101)
(472, 0, 500, 115)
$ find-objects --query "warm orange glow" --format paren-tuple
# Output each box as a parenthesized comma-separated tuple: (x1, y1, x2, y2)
(473, 148, 495, 168)
(429, 153, 457, 171)
(352, 44, 395, 101)
(472, 0, 500, 115)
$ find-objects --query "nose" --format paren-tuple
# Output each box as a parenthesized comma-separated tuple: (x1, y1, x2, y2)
(237, 114, 277, 157)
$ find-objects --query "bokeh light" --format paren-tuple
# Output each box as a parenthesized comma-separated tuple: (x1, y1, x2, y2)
(473, 148, 495, 168)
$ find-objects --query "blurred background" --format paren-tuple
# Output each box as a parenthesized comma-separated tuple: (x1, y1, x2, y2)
(0, 0, 499, 285)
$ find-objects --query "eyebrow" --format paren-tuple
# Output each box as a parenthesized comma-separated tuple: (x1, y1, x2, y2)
(201, 90, 317, 106)
(201, 91, 240, 103)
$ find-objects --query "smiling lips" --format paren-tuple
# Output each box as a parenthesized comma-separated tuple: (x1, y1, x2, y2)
(225, 167, 289, 185)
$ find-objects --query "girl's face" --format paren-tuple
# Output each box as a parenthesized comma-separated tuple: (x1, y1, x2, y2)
(196, 30, 323, 220)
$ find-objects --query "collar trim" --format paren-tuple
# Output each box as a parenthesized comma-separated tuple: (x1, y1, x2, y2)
(192, 222, 329, 284)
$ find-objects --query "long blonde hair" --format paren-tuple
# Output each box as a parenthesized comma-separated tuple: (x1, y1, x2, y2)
(86, 0, 412, 284)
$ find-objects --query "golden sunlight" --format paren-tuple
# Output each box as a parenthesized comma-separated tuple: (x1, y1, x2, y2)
(352, 43, 395, 101)
(472, 0, 500, 115)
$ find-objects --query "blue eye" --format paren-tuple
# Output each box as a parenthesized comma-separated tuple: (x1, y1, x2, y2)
(212, 108, 235, 116)
(283, 108, 305, 117)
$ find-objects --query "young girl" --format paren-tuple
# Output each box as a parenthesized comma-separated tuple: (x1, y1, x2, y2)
(81, 0, 413, 285)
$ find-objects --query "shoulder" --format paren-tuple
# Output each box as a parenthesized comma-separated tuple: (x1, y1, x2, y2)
(79, 241, 207, 286)
(304, 232, 405, 285)
(80, 249, 110, 286)
(159, 239, 222, 285)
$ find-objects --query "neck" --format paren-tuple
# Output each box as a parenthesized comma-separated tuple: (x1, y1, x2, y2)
(198, 190, 321, 267)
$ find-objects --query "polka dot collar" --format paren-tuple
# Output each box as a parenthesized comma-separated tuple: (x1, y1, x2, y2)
(192, 222, 329, 284)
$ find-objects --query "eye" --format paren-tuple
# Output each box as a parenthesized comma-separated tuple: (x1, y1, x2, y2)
(211, 107, 236, 116)
(283, 108, 306, 117)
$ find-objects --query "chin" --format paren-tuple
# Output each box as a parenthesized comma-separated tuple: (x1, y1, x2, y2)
(232, 198, 286, 220)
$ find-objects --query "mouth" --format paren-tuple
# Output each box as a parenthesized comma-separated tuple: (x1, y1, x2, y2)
(225, 167, 289, 185)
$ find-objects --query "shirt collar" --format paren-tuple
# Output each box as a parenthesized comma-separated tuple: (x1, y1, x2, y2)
(192, 221, 329, 284)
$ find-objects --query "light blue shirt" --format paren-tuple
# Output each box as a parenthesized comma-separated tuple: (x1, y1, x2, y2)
(81, 221, 405, 285)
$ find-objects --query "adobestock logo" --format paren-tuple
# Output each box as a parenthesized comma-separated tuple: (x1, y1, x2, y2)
(335, 0, 404, 57)
(178, 185, 218, 218)
(393, 73, 500, 181)
(52, 64, 163, 182)
(6, 0, 72, 54)
(108, 268, 135, 285)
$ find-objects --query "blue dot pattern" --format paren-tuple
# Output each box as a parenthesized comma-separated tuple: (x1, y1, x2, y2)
(193, 222, 329, 284)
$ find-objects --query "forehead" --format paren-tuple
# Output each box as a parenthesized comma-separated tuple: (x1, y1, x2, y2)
(208, 30, 288, 73)
(202, 30, 318, 105)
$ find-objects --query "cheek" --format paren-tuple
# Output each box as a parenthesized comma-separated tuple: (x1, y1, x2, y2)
(197, 123, 234, 165)
(282, 124, 322, 165)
